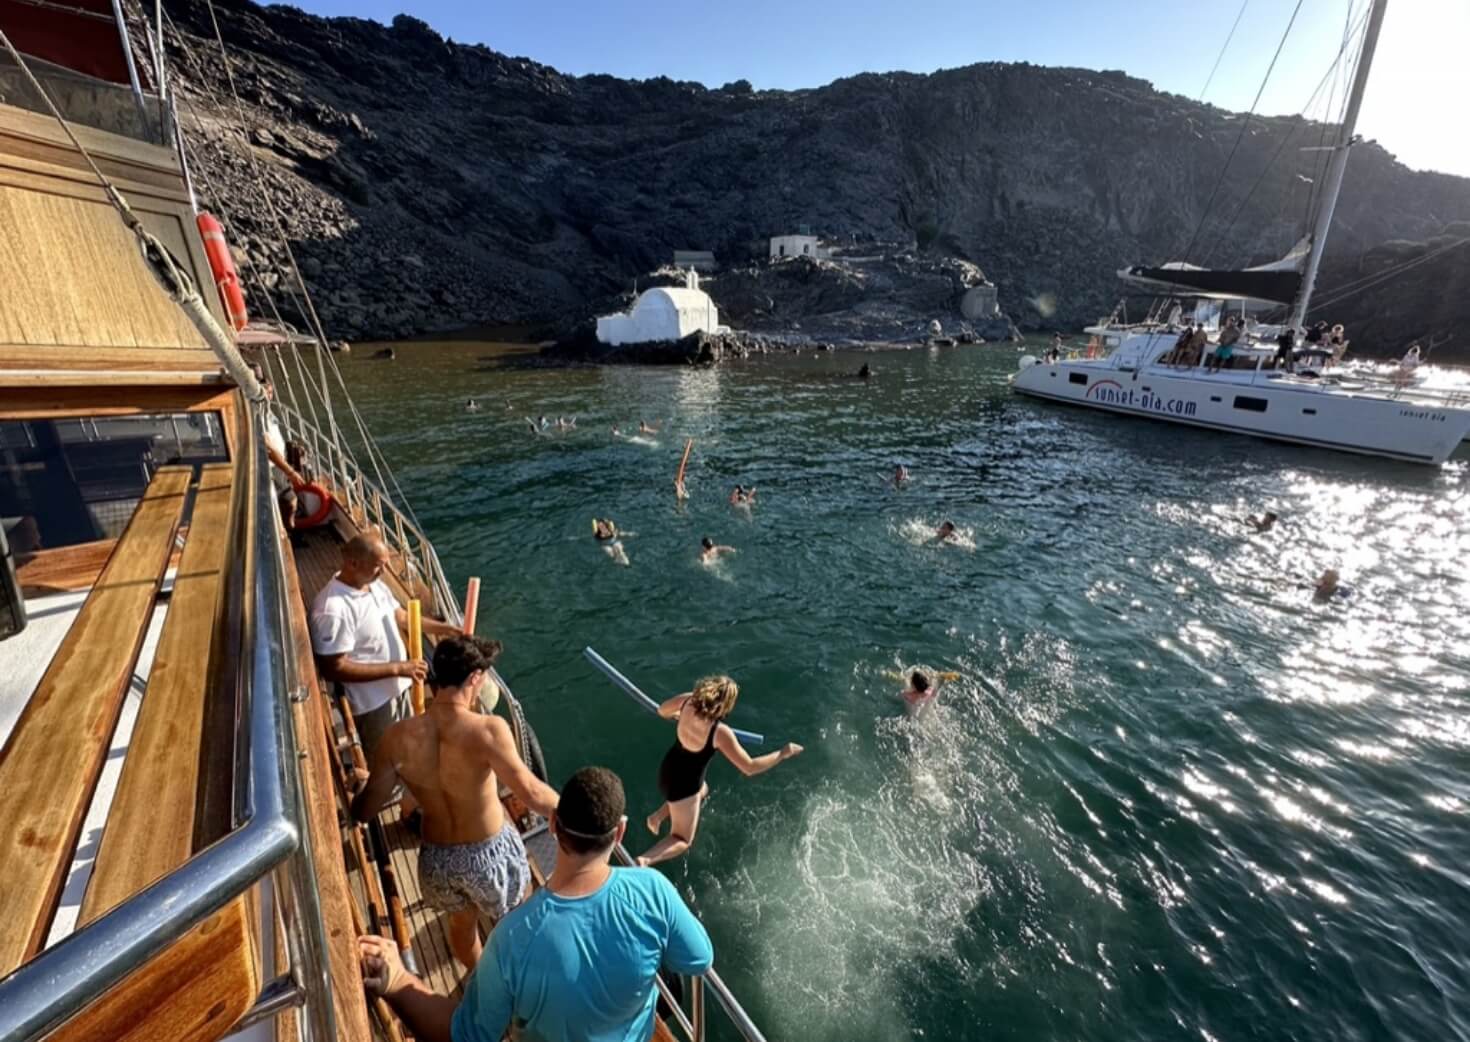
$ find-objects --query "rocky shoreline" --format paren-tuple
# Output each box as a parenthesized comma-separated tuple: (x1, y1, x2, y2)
(162, 0, 1470, 361)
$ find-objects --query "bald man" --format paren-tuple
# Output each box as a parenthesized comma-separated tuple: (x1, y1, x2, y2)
(310, 534, 459, 773)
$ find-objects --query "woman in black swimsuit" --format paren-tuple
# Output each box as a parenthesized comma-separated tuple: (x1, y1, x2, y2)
(638, 675, 803, 866)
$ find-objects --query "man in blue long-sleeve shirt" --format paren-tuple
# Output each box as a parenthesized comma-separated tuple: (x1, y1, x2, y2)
(361, 766, 714, 1042)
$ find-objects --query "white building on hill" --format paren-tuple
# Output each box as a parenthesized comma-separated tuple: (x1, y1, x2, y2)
(770, 234, 823, 260)
(596, 270, 722, 346)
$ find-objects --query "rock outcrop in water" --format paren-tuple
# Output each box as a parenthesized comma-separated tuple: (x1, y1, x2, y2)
(160, 0, 1470, 359)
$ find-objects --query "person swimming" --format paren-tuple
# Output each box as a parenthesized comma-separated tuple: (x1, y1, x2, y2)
(857, 363, 872, 380)
(638, 675, 802, 866)
(639, 419, 661, 434)
(593, 519, 630, 566)
(934, 520, 957, 543)
(1313, 568, 1346, 601)
(892, 465, 910, 487)
(728, 485, 757, 507)
(700, 536, 736, 564)
(465, 398, 480, 412)
(1247, 511, 1279, 533)
(901, 670, 941, 717)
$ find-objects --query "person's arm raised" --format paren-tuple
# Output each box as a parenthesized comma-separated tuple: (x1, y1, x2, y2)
(656, 693, 692, 720)
(714, 726, 802, 777)
(483, 715, 560, 819)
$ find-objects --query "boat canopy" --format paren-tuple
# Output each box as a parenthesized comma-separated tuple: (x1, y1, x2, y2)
(1119, 237, 1309, 305)
(0, 0, 138, 87)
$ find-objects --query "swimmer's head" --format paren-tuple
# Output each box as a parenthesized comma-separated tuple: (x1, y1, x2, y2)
(689, 674, 739, 720)
(1264, 511, 1278, 523)
(938, 521, 956, 537)
(910, 670, 929, 693)
(701, 536, 714, 551)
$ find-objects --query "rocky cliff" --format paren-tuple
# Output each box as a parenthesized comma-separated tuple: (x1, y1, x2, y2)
(162, 0, 1470, 358)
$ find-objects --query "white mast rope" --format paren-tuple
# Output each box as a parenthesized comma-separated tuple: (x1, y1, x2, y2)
(0, 26, 267, 404)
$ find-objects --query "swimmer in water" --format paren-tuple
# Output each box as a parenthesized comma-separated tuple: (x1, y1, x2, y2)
(699, 536, 736, 564)
(728, 485, 757, 507)
(892, 464, 910, 487)
(638, 675, 803, 866)
(857, 363, 872, 380)
(465, 398, 480, 412)
(1247, 511, 1279, 533)
(592, 518, 630, 565)
(1313, 568, 1346, 601)
(901, 670, 941, 717)
(525, 417, 543, 435)
(935, 520, 957, 543)
(639, 419, 661, 435)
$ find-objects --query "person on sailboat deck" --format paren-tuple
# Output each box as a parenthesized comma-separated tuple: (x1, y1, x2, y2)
(360, 767, 714, 1042)
(1207, 317, 1242, 372)
(352, 635, 559, 971)
(639, 676, 803, 866)
(310, 534, 460, 781)
(1164, 325, 1194, 365)
(1274, 328, 1298, 371)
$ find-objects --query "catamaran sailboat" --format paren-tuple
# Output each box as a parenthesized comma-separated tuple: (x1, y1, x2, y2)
(1012, 0, 1470, 465)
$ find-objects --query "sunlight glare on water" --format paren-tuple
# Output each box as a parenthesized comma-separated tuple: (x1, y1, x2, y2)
(340, 341, 1470, 1042)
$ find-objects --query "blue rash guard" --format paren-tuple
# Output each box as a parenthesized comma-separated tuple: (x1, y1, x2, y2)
(451, 867, 714, 1042)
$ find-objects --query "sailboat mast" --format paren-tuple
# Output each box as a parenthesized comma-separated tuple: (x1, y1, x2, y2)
(1289, 0, 1389, 330)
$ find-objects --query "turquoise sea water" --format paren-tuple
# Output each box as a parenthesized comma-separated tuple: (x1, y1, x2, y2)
(338, 341, 1470, 1042)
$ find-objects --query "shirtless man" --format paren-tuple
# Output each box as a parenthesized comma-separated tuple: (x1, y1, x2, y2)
(934, 520, 957, 543)
(700, 536, 736, 564)
(352, 635, 560, 970)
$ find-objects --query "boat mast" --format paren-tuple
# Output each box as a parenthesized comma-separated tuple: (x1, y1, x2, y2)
(1288, 0, 1388, 331)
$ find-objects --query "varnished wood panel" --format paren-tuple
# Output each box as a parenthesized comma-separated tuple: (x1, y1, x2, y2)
(0, 184, 215, 351)
(44, 896, 260, 1042)
(0, 466, 190, 975)
(80, 465, 234, 923)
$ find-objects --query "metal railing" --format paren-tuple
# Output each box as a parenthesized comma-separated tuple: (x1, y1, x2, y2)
(277, 400, 773, 1042)
(607, 843, 770, 1042)
(0, 404, 335, 1042)
(274, 401, 460, 622)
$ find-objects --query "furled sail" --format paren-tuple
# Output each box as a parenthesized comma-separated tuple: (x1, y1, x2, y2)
(1118, 238, 1309, 304)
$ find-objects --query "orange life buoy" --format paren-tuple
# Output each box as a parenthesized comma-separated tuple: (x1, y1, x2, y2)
(196, 212, 249, 331)
(294, 481, 333, 528)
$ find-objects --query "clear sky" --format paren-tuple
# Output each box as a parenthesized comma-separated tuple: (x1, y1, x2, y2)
(289, 0, 1469, 179)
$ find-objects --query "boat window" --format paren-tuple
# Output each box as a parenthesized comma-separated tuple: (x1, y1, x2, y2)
(1302, 408, 1317, 415)
(1233, 396, 1269, 413)
(0, 413, 228, 552)
(1069, 372, 1088, 386)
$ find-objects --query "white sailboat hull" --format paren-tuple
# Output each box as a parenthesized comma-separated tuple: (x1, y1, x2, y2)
(1012, 356, 1470, 464)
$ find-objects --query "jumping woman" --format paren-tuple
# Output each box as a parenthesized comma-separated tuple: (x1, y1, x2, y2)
(638, 675, 802, 866)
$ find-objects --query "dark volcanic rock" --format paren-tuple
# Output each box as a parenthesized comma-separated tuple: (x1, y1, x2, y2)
(164, 0, 1470, 359)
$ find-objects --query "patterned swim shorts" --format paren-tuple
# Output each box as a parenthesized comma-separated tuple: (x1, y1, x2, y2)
(419, 823, 532, 921)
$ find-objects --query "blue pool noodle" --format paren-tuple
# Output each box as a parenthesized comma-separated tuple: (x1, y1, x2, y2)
(583, 647, 766, 747)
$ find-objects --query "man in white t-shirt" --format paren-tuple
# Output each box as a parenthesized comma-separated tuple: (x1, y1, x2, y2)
(309, 533, 459, 778)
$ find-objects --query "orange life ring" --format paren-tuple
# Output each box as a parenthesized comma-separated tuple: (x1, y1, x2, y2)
(294, 481, 333, 528)
(196, 212, 250, 331)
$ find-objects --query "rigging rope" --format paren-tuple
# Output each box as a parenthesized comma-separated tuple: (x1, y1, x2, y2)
(1175, 0, 1305, 268)
(1197, 0, 1250, 101)
(0, 25, 266, 402)
(1204, 4, 1370, 266)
